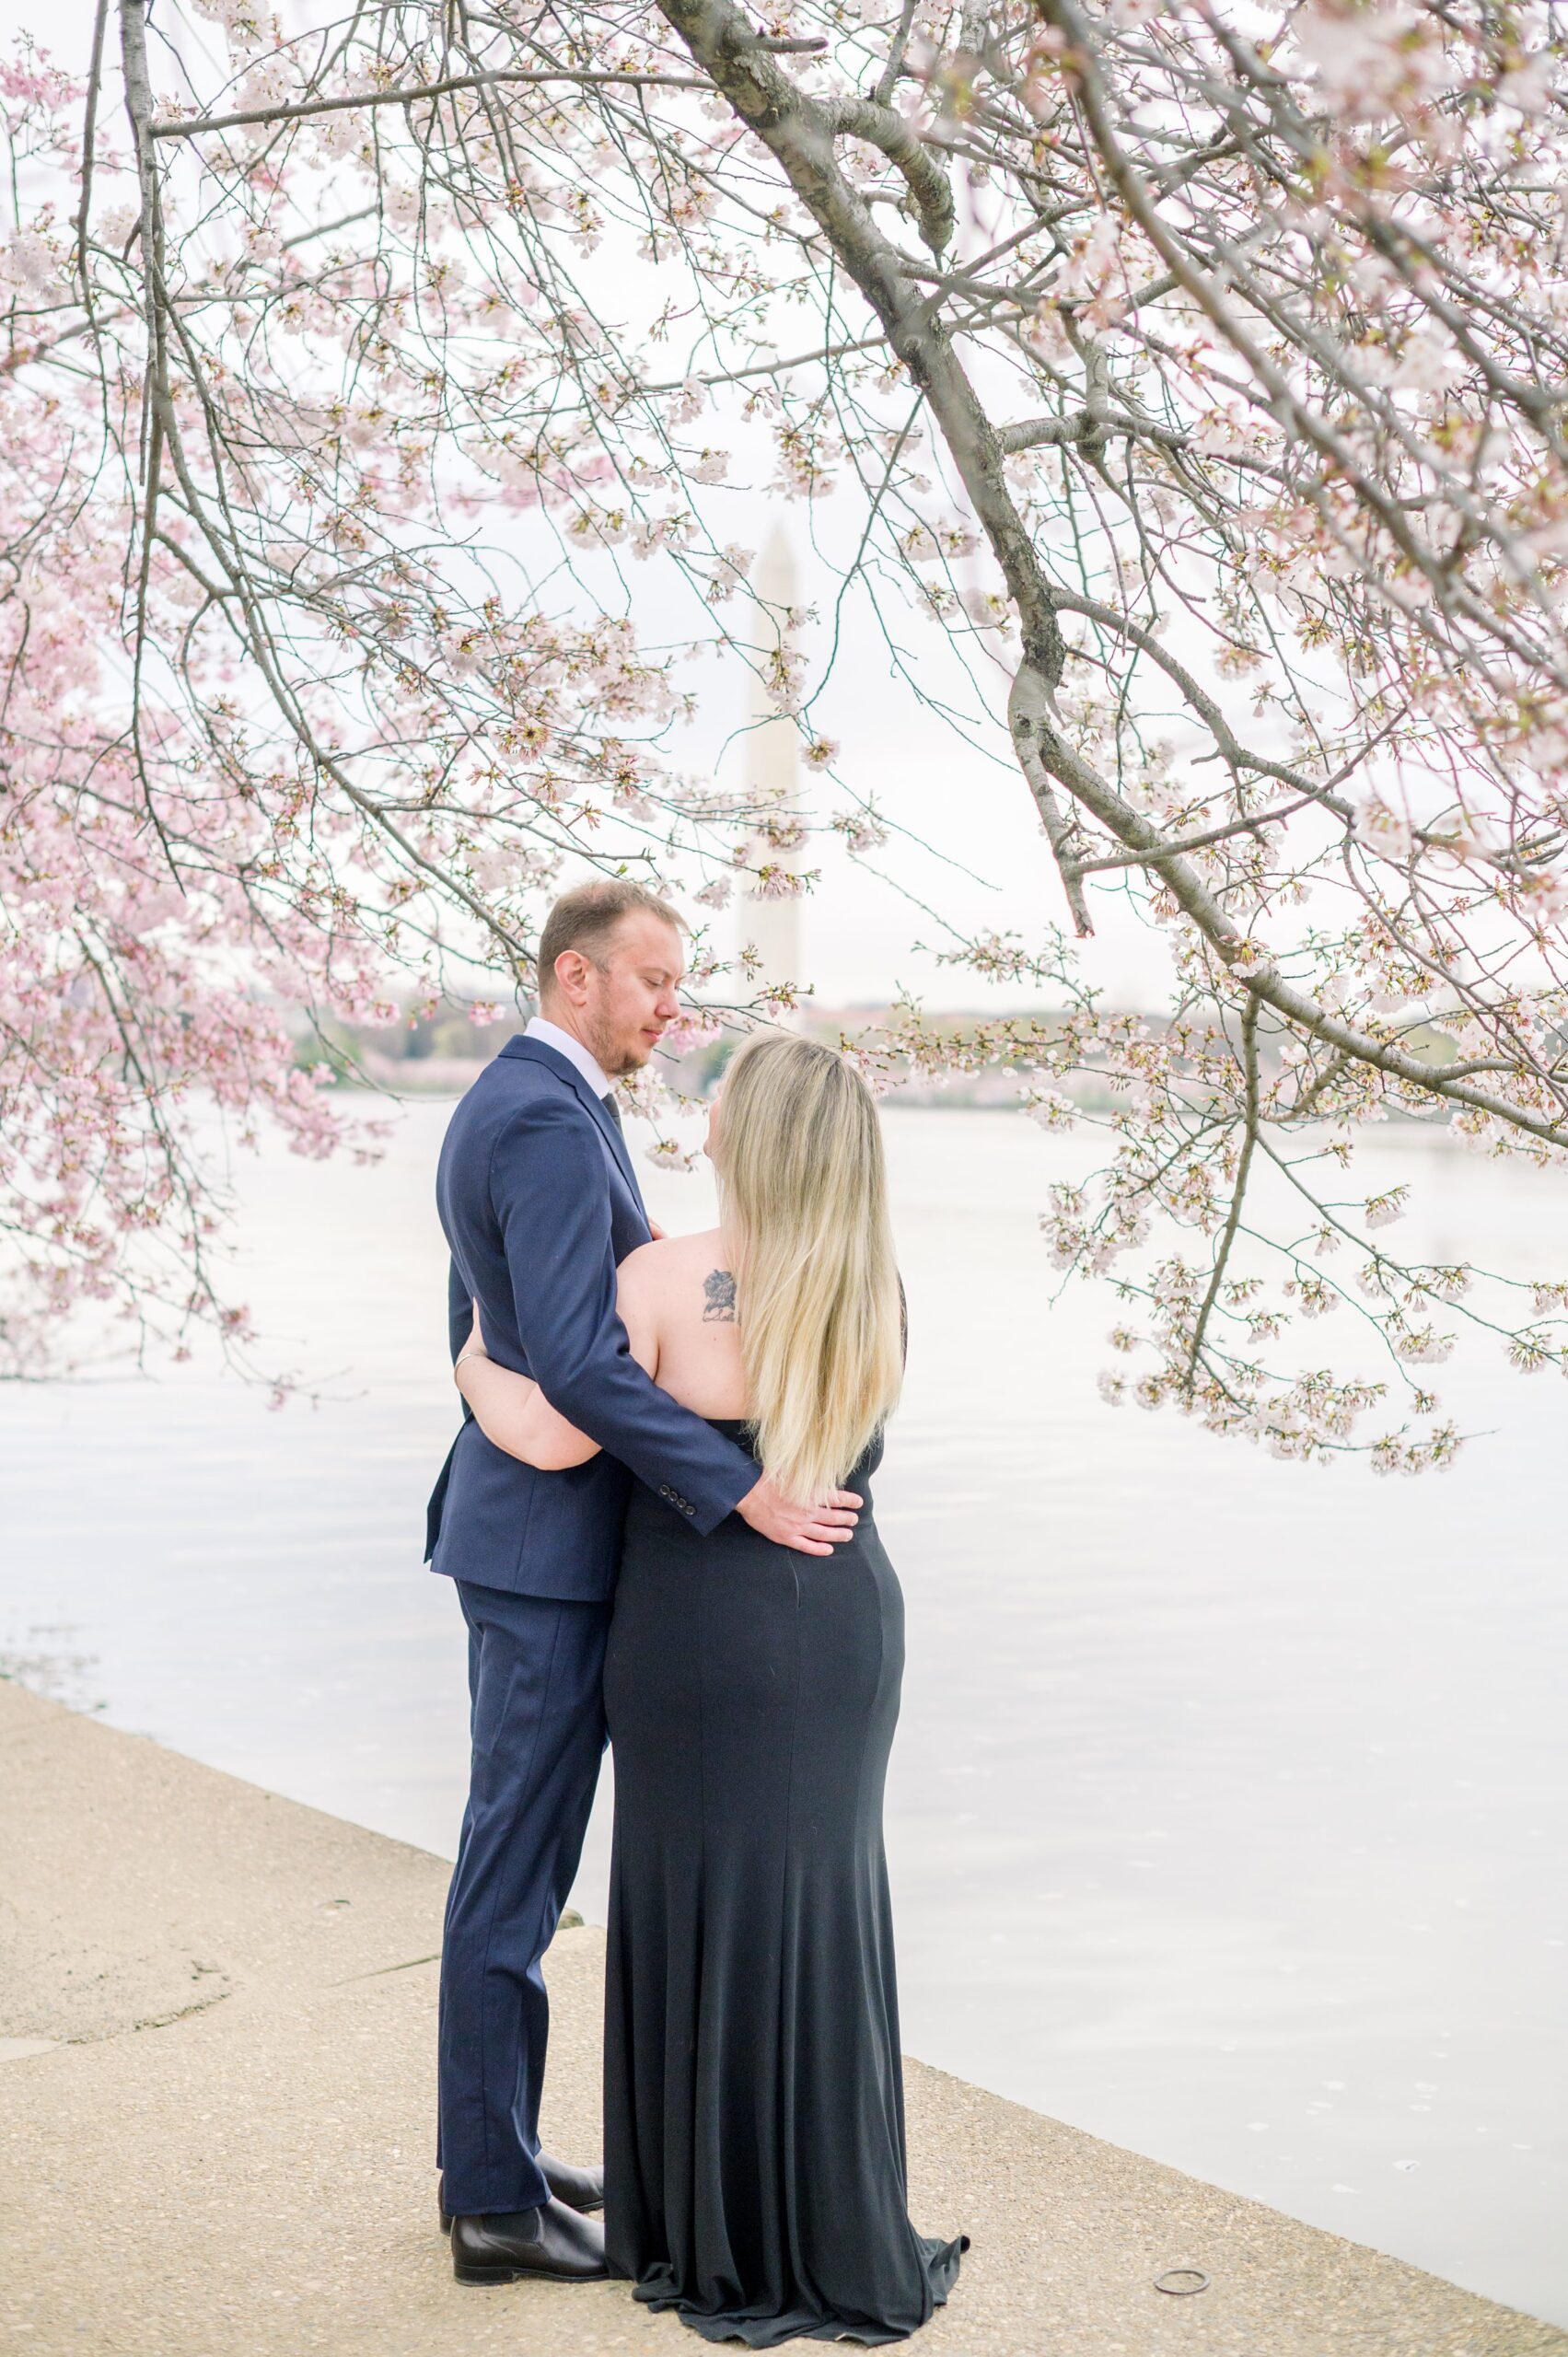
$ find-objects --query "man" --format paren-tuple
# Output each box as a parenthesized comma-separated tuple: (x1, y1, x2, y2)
(425, 879, 860, 2287)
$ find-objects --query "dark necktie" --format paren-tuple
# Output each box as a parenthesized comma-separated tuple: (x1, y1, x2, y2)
(599, 1087, 645, 1213)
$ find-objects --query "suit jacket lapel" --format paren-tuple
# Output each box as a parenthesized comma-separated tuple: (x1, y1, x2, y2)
(502, 1035, 647, 1216)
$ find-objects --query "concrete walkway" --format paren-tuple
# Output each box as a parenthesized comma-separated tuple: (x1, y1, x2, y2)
(1, 1677, 1560, 2357)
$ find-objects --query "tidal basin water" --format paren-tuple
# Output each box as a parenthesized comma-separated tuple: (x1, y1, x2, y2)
(4, 1100, 1565, 2327)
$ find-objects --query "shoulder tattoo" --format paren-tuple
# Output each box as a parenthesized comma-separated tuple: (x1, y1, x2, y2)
(703, 1268, 738, 1324)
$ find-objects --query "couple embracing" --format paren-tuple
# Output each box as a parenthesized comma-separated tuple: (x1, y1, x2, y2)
(425, 879, 965, 2347)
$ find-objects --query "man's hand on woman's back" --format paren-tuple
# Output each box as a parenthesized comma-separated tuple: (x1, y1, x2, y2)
(737, 1474, 861, 1557)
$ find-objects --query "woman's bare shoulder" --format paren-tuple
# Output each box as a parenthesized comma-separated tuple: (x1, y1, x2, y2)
(618, 1228, 725, 1295)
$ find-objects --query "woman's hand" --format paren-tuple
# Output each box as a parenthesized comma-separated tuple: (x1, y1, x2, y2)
(455, 1303, 487, 1387)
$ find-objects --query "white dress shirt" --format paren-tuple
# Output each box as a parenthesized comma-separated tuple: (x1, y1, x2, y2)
(524, 1015, 614, 1100)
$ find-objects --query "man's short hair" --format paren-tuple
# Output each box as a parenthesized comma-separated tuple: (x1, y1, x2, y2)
(537, 879, 685, 999)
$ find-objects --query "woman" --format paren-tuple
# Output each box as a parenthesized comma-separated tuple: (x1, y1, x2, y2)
(454, 1032, 965, 2345)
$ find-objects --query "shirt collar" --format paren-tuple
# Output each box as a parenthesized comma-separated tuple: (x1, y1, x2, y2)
(524, 1015, 613, 1100)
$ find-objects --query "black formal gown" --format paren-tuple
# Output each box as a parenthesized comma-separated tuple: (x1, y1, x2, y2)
(602, 1418, 966, 2347)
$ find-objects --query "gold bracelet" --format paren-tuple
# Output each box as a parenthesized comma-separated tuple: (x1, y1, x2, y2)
(453, 1346, 485, 1376)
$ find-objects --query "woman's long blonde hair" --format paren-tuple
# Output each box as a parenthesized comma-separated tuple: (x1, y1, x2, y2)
(714, 1032, 903, 1504)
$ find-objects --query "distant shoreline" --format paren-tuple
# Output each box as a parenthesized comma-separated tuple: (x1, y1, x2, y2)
(335, 1055, 1041, 1110)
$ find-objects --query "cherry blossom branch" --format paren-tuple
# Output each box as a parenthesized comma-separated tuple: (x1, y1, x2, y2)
(149, 66, 718, 141)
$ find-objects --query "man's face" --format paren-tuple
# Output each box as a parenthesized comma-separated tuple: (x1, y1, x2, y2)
(550, 911, 684, 1077)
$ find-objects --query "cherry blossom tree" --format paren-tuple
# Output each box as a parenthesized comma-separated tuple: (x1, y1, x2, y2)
(6, 0, 1568, 1460)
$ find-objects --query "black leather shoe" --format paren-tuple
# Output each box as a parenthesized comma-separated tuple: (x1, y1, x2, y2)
(539, 2152, 605, 2214)
(450, 2195, 609, 2285)
(438, 2153, 603, 2233)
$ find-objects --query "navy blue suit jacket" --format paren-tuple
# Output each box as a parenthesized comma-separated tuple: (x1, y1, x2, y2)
(425, 1034, 759, 1601)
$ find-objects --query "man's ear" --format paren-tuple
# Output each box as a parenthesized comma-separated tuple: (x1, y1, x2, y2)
(548, 948, 591, 1006)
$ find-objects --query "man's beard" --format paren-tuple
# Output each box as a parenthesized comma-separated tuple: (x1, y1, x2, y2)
(587, 1014, 652, 1080)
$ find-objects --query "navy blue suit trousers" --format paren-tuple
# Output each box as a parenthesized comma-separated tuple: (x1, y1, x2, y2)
(436, 1581, 611, 2216)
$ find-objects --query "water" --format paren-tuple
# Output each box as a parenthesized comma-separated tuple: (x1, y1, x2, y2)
(4, 1100, 1565, 2326)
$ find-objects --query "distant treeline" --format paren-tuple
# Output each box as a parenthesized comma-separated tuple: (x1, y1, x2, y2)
(297, 1000, 1045, 1106)
(300, 999, 1462, 1112)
